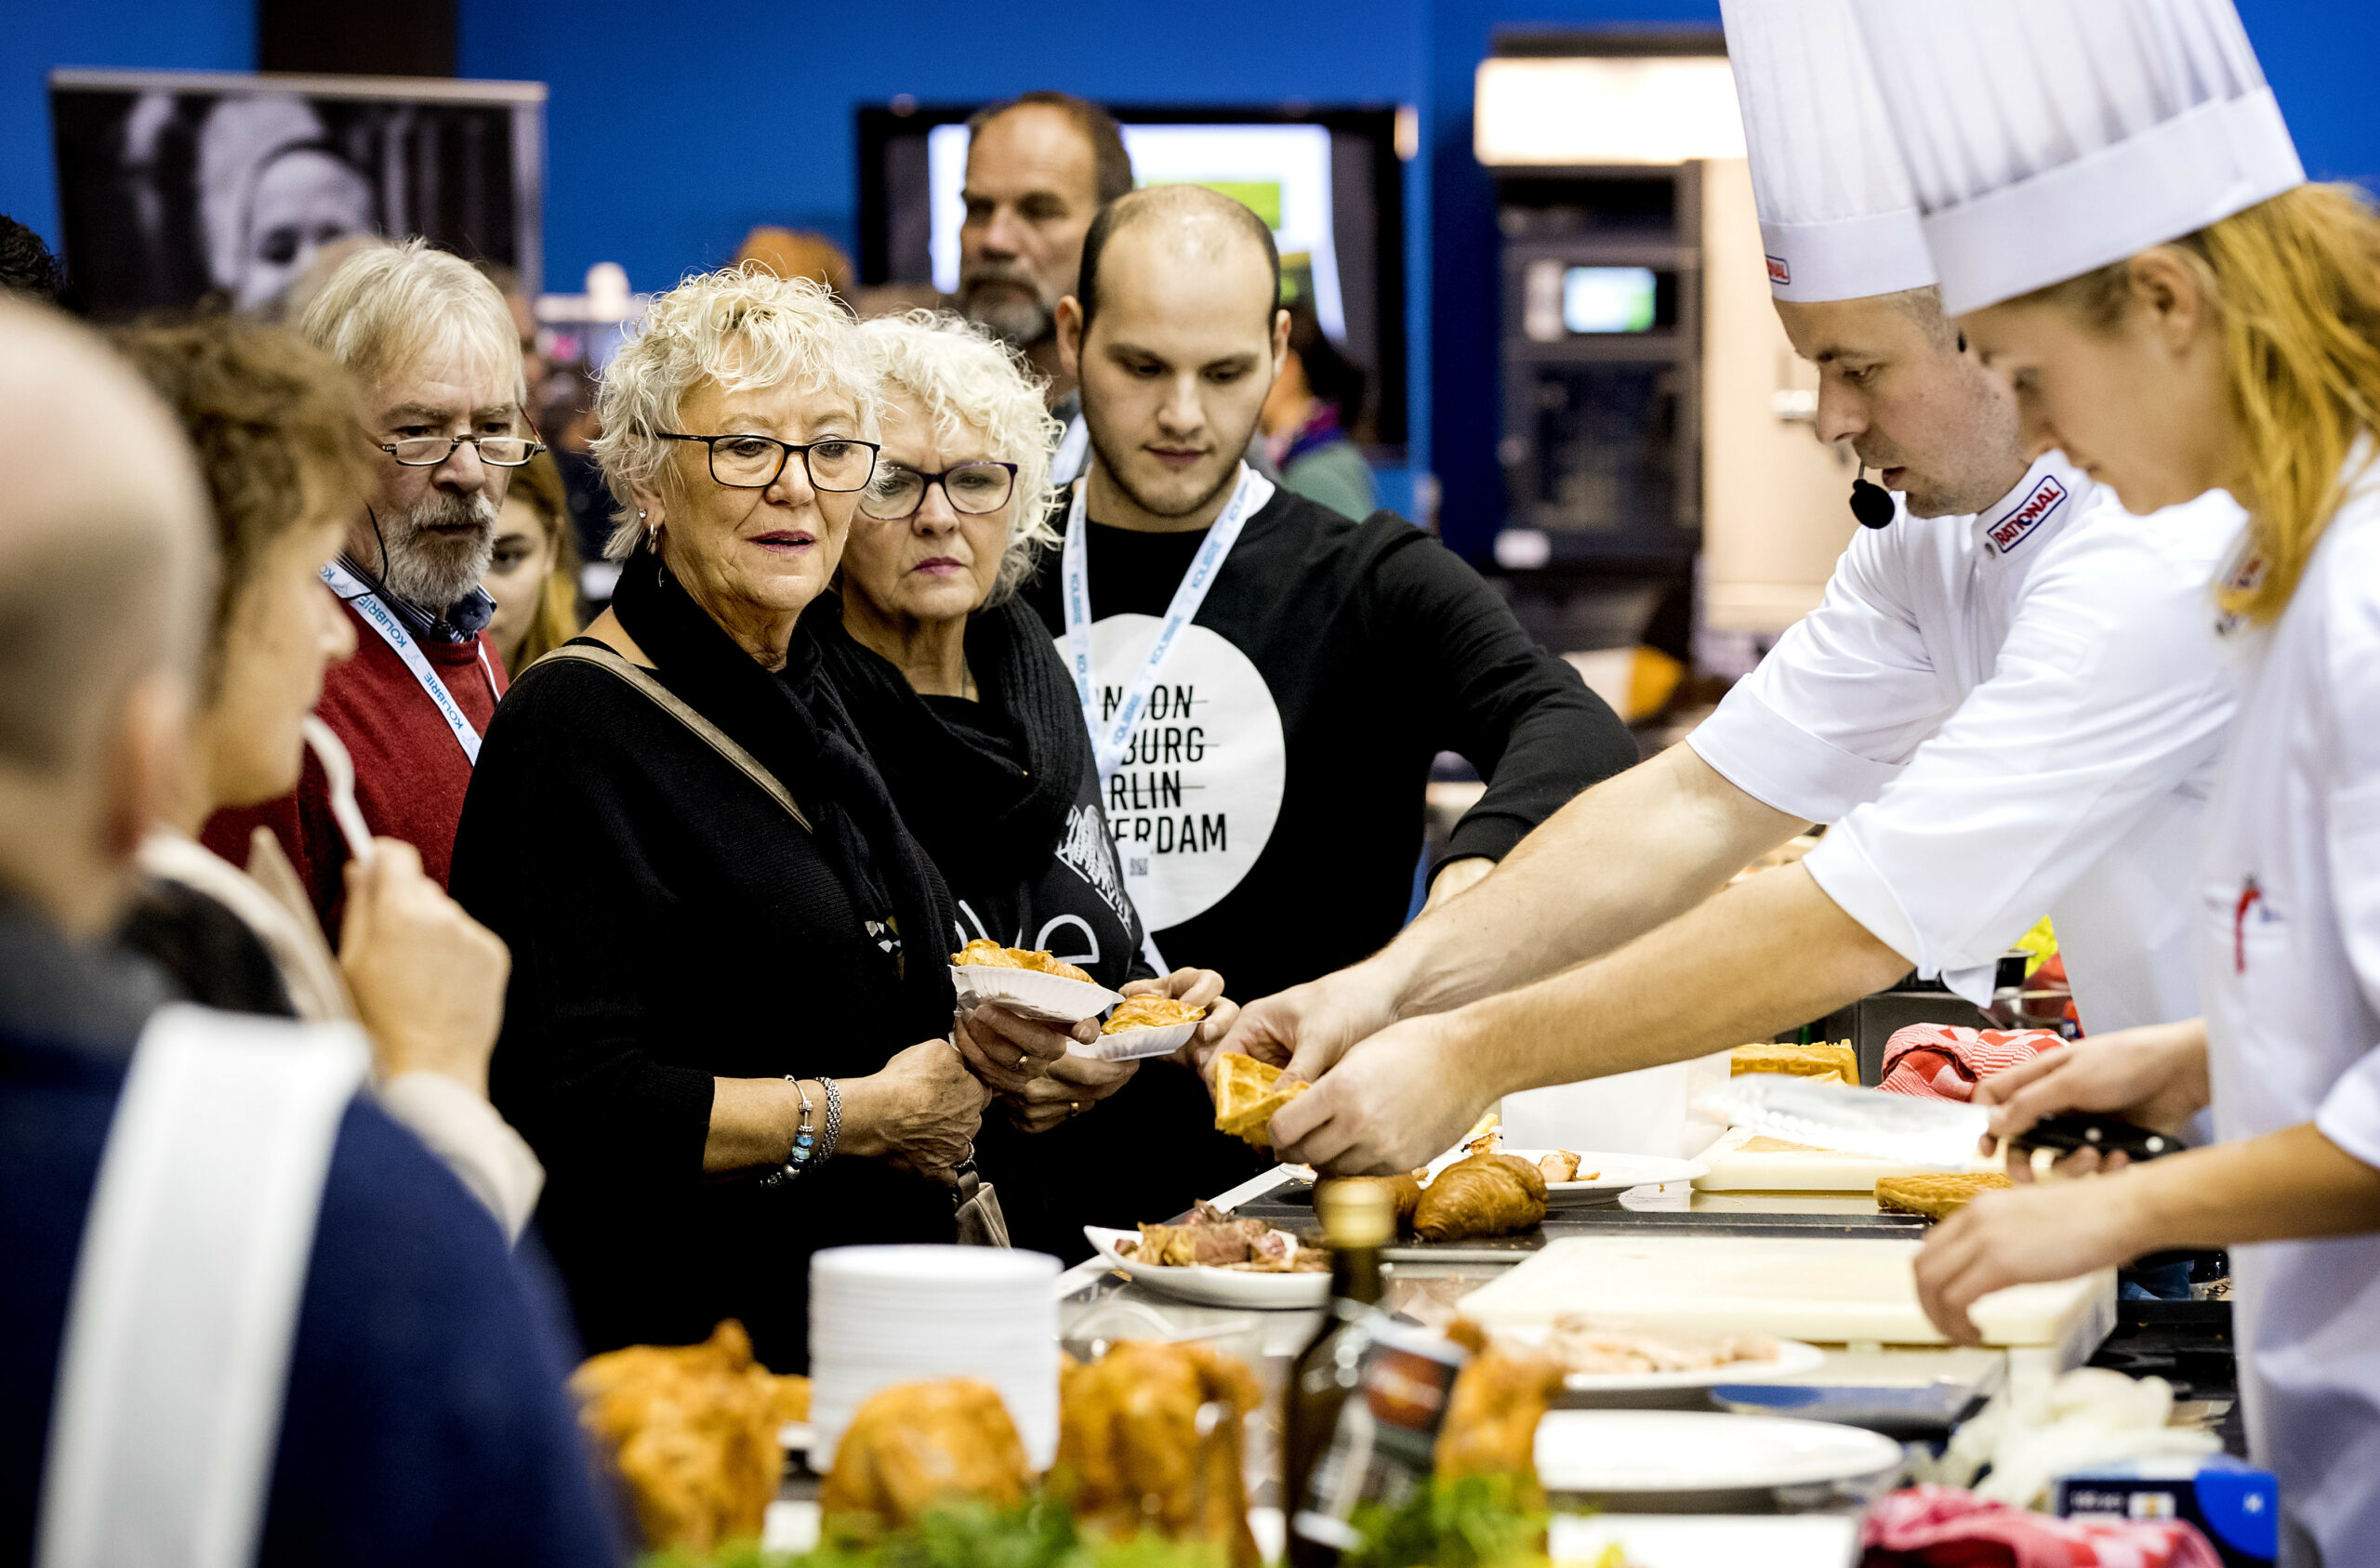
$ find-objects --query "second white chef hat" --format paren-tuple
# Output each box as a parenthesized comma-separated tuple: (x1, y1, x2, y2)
(1851, 0, 2304, 316)
(1720, 0, 1934, 304)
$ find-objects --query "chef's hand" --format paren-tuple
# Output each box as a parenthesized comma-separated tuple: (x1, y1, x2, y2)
(1218, 960, 1399, 1090)
(339, 838, 509, 1096)
(1119, 967, 1238, 1071)
(1005, 1052, 1140, 1134)
(1915, 1178, 2150, 1343)
(954, 1004, 1094, 1096)
(1267, 1012, 1490, 1175)
(1976, 1020, 2210, 1180)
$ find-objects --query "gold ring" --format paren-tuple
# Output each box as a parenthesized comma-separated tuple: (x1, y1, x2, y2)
(1069, 1101, 1083, 1115)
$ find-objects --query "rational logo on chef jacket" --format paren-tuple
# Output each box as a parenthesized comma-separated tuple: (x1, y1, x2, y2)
(1765, 255, 1791, 285)
(1988, 474, 2069, 554)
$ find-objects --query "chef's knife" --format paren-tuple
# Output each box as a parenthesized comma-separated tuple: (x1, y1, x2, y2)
(1694, 1074, 2185, 1171)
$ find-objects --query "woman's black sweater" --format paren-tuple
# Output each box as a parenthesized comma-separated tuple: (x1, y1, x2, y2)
(452, 560, 959, 1372)
(812, 593, 1247, 1260)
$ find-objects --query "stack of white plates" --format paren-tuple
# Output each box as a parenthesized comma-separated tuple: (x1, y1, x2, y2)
(809, 1245, 1061, 1469)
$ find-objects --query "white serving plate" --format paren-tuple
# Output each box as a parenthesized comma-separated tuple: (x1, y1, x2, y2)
(1496, 1147, 1711, 1207)
(1074, 1018, 1197, 1061)
(1534, 1408, 1902, 1496)
(1084, 1225, 1330, 1309)
(951, 964, 1123, 1023)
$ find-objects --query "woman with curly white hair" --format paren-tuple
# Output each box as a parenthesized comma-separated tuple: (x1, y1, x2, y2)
(810, 311, 1236, 1259)
(448, 274, 1081, 1367)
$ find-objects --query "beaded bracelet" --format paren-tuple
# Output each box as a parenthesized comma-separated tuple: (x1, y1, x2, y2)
(761, 1075, 817, 1188)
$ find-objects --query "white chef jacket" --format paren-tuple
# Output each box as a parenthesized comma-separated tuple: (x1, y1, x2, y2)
(2196, 450, 2380, 1562)
(1687, 453, 2245, 1032)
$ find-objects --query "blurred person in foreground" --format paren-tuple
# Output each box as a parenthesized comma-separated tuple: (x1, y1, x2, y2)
(1024, 185, 1636, 1198)
(111, 313, 541, 1238)
(451, 270, 1079, 1368)
(205, 239, 534, 933)
(0, 299, 618, 1567)
(484, 449, 585, 675)
(1260, 295, 1377, 520)
(810, 310, 1236, 1258)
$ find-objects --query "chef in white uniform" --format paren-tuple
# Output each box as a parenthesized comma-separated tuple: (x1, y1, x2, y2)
(1235, 0, 2247, 1174)
(1847, 1, 2380, 1559)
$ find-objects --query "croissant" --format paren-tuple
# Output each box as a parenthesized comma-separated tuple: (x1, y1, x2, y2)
(1057, 1341, 1263, 1568)
(819, 1378, 1031, 1529)
(1411, 1153, 1547, 1242)
(1316, 1173, 1424, 1229)
(1435, 1349, 1568, 1508)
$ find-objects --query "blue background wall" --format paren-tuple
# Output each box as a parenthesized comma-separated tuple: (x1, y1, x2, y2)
(9, 0, 2377, 558)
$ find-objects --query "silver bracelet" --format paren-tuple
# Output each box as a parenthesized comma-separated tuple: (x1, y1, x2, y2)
(817, 1075, 842, 1163)
(760, 1075, 817, 1188)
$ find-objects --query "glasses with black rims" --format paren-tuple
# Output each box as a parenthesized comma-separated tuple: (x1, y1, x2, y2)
(858, 461, 1020, 520)
(656, 431, 881, 492)
(379, 432, 547, 467)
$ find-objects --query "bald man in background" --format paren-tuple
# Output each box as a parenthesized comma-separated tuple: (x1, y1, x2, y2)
(0, 301, 617, 1566)
(1016, 187, 1636, 1208)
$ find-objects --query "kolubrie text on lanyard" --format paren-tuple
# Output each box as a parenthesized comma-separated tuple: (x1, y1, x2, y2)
(1062, 463, 1274, 783)
(320, 560, 494, 764)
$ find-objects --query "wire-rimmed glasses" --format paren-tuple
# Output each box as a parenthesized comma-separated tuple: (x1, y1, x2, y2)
(857, 460, 1020, 520)
(656, 431, 881, 492)
(378, 433, 547, 467)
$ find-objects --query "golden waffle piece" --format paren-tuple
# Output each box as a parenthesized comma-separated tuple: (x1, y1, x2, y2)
(1731, 1039, 1861, 1085)
(1210, 1053, 1308, 1146)
(1874, 1170, 2014, 1220)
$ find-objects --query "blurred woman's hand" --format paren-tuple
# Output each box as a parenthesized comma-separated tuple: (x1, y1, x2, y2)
(839, 1036, 993, 1180)
(339, 838, 509, 1095)
(954, 1003, 1094, 1095)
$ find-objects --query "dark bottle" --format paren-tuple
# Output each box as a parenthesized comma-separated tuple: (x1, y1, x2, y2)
(1285, 1181, 1394, 1568)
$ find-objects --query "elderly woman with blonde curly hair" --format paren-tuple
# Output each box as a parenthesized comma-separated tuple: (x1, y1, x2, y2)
(808, 311, 1236, 1259)
(449, 274, 1083, 1368)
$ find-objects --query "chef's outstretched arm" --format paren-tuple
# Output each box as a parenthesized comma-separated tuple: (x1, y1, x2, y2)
(1266, 857, 1909, 1173)
(1215, 744, 1808, 1084)
(1914, 1124, 2380, 1343)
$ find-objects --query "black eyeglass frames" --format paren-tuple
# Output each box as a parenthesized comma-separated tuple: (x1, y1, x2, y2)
(655, 431, 881, 492)
(857, 460, 1020, 520)
(378, 432, 548, 468)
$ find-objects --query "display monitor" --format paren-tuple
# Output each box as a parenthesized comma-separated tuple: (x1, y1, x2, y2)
(858, 103, 1408, 448)
(1563, 266, 1657, 334)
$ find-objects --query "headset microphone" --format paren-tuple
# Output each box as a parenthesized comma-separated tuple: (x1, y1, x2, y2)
(1850, 464, 1896, 529)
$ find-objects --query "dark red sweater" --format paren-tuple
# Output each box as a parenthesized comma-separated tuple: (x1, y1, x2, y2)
(205, 597, 507, 938)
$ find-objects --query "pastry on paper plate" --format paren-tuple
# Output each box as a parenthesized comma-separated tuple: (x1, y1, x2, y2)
(952, 939, 1096, 985)
(1210, 1052, 1307, 1147)
(1874, 1170, 2013, 1220)
(1102, 995, 1206, 1033)
(1731, 1039, 1861, 1085)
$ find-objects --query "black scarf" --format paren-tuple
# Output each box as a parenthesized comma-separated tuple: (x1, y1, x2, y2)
(807, 593, 1089, 897)
(610, 560, 956, 1022)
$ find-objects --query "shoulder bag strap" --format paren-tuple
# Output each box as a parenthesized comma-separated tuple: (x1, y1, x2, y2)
(525, 643, 813, 834)
(36, 1006, 372, 1568)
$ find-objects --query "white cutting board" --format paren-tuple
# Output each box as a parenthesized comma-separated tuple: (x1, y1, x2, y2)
(1692, 1123, 2001, 1192)
(1456, 1235, 2112, 1350)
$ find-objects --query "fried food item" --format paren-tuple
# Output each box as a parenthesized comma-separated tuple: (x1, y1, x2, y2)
(1537, 1151, 1582, 1183)
(1103, 995, 1207, 1033)
(1732, 1040, 1861, 1085)
(1412, 1152, 1548, 1241)
(820, 1378, 1031, 1529)
(1462, 1110, 1501, 1153)
(1210, 1052, 1308, 1146)
(1435, 1349, 1567, 1506)
(952, 939, 1095, 986)
(1875, 1170, 2014, 1219)
(570, 1320, 809, 1552)
(1057, 1341, 1263, 1568)
(1317, 1173, 1425, 1229)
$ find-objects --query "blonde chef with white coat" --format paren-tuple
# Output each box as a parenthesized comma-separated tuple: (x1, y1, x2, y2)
(1233, 0, 2247, 1177)
(1852, 0, 2380, 1559)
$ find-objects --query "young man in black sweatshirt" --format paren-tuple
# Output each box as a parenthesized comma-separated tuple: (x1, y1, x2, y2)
(1019, 184, 1636, 1193)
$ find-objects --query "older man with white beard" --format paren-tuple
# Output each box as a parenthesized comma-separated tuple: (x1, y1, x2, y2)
(205, 239, 534, 933)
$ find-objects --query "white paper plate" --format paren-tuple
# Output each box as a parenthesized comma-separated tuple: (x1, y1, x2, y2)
(1084, 1225, 1330, 1309)
(1496, 1148, 1712, 1207)
(1074, 1018, 1197, 1061)
(1534, 1409, 1902, 1495)
(951, 964, 1124, 1023)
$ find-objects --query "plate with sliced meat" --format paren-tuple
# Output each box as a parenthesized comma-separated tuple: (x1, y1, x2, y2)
(1085, 1206, 1331, 1309)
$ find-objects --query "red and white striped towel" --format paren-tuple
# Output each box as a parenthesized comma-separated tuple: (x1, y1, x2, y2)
(1880, 1024, 2061, 1101)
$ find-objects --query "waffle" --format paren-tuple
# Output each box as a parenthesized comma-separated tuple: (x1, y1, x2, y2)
(1874, 1171, 2013, 1220)
(1732, 1040, 1861, 1086)
(1210, 1053, 1307, 1147)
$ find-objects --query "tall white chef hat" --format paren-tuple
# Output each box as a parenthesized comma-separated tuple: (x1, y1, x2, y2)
(1851, 0, 2304, 316)
(1720, 0, 1934, 303)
